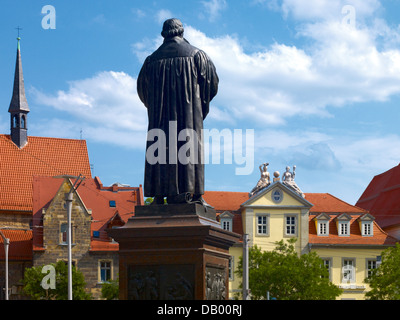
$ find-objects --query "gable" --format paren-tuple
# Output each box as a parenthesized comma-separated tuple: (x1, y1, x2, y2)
(45, 179, 92, 219)
(242, 182, 312, 209)
(219, 211, 234, 219)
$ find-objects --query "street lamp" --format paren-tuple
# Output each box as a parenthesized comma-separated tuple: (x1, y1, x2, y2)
(54, 174, 85, 300)
(0, 230, 10, 300)
(243, 233, 250, 300)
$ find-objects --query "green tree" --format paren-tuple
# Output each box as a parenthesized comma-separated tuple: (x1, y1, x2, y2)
(144, 197, 166, 205)
(23, 261, 92, 300)
(101, 278, 119, 300)
(365, 243, 400, 300)
(236, 238, 342, 300)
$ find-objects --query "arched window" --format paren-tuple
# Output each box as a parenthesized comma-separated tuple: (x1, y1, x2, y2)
(21, 115, 26, 129)
(13, 115, 18, 128)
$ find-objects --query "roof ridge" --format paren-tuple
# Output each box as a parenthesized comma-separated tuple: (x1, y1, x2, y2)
(312, 192, 368, 211)
(0, 134, 87, 143)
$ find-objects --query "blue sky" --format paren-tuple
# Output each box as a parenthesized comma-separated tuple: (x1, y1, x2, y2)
(1, 0, 400, 205)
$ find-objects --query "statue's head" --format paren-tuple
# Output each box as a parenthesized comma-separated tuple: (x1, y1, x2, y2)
(161, 18, 184, 39)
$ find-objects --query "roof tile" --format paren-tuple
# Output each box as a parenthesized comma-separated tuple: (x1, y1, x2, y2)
(0, 134, 92, 212)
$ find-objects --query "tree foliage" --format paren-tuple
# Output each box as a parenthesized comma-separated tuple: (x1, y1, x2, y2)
(365, 243, 400, 300)
(236, 238, 342, 300)
(101, 278, 119, 300)
(23, 261, 92, 300)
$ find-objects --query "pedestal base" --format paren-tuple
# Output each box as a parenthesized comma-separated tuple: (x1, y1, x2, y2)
(108, 204, 240, 300)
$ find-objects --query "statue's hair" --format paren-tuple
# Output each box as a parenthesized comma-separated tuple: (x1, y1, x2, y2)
(161, 18, 184, 38)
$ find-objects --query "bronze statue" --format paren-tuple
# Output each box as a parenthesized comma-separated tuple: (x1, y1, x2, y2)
(137, 18, 219, 206)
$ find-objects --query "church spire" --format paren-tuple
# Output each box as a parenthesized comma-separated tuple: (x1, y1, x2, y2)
(9, 36, 29, 148)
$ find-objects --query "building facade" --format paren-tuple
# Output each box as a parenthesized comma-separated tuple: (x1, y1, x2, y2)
(205, 170, 397, 300)
(32, 176, 144, 299)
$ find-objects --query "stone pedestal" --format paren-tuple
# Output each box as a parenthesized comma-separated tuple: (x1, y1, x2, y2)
(108, 203, 240, 300)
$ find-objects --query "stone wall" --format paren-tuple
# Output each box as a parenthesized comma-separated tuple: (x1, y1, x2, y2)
(33, 181, 119, 299)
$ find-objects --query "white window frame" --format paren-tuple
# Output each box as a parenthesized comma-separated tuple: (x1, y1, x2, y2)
(362, 221, 373, 236)
(229, 256, 234, 281)
(338, 221, 350, 236)
(342, 259, 355, 283)
(366, 259, 377, 278)
(221, 218, 232, 232)
(318, 221, 329, 236)
(256, 214, 270, 236)
(284, 215, 297, 236)
(321, 258, 332, 280)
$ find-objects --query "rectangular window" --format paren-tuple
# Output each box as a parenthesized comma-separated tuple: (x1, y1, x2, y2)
(229, 256, 234, 281)
(60, 223, 74, 244)
(221, 219, 232, 232)
(342, 259, 355, 283)
(60, 223, 67, 244)
(367, 259, 377, 278)
(257, 215, 268, 235)
(339, 222, 349, 236)
(109, 200, 116, 207)
(362, 222, 373, 236)
(285, 216, 297, 235)
(321, 259, 331, 279)
(100, 261, 112, 282)
(318, 221, 329, 235)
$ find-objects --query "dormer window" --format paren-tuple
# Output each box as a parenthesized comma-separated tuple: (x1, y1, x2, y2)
(219, 211, 234, 232)
(314, 213, 330, 236)
(336, 213, 351, 237)
(358, 213, 375, 237)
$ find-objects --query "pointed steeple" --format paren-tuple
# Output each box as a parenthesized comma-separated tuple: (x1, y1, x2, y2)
(9, 37, 29, 148)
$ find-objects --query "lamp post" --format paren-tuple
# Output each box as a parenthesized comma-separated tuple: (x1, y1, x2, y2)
(54, 174, 85, 300)
(243, 233, 249, 300)
(0, 230, 10, 300)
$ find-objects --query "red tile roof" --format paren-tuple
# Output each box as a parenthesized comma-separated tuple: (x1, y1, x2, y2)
(203, 191, 248, 237)
(305, 193, 367, 214)
(203, 191, 249, 212)
(32, 176, 144, 252)
(309, 214, 397, 246)
(0, 134, 92, 212)
(0, 229, 32, 260)
(304, 193, 395, 246)
(356, 164, 400, 228)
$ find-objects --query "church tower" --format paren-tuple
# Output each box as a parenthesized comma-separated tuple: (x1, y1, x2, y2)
(8, 37, 29, 148)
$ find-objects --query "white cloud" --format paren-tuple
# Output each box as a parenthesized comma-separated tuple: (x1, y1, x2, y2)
(275, 0, 381, 22)
(31, 71, 148, 149)
(155, 9, 174, 24)
(201, 0, 227, 21)
(177, 13, 400, 126)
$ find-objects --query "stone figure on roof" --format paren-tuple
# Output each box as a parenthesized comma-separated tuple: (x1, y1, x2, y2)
(249, 163, 270, 197)
(282, 165, 304, 196)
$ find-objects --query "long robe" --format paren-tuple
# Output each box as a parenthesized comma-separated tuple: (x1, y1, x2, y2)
(137, 36, 219, 197)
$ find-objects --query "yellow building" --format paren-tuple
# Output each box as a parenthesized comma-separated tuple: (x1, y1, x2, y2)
(204, 175, 397, 300)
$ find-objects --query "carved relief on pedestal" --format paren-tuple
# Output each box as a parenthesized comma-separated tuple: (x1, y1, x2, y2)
(205, 266, 226, 300)
(127, 264, 194, 300)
